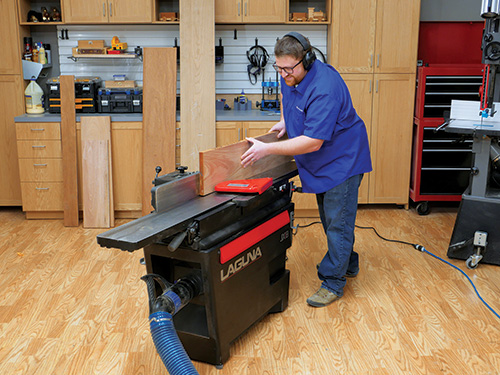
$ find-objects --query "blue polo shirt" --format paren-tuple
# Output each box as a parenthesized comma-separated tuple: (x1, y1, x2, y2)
(280, 60, 372, 194)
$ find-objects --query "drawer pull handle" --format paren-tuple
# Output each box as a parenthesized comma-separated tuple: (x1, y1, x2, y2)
(32, 145, 46, 148)
(36, 187, 49, 191)
(33, 163, 48, 167)
(30, 128, 45, 131)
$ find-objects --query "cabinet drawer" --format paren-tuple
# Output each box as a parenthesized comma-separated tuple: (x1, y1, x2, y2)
(21, 182, 63, 211)
(16, 123, 61, 140)
(18, 158, 63, 182)
(17, 140, 62, 158)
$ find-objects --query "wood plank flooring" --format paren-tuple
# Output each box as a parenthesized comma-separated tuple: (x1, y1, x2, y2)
(1, 204, 499, 374)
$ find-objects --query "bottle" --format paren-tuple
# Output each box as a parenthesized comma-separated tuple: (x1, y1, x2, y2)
(23, 37, 33, 61)
(32, 47, 39, 63)
(39, 45, 47, 65)
(25, 78, 45, 114)
(43, 44, 51, 64)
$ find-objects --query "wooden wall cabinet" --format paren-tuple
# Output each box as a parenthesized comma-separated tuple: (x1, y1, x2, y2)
(287, 0, 330, 24)
(62, 0, 152, 23)
(215, 0, 285, 23)
(330, 0, 420, 74)
(17, 0, 64, 25)
(2, 0, 23, 74)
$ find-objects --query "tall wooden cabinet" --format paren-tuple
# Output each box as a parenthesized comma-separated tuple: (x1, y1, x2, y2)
(0, 1, 23, 206)
(328, 0, 420, 206)
(62, 0, 153, 23)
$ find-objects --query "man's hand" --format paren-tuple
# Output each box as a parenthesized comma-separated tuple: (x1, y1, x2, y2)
(241, 137, 269, 168)
(269, 120, 286, 138)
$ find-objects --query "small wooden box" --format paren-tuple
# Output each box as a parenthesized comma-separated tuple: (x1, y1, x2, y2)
(78, 40, 105, 49)
(290, 12, 307, 22)
(159, 12, 178, 21)
(104, 80, 136, 89)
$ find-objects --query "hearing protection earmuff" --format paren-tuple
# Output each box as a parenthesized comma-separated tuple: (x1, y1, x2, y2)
(246, 39, 269, 84)
(284, 31, 317, 71)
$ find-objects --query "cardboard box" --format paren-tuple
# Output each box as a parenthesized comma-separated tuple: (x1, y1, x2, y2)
(104, 80, 136, 89)
(78, 40, 105, 49)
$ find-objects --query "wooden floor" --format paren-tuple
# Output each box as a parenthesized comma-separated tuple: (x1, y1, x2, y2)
(1, 204, 499, 375)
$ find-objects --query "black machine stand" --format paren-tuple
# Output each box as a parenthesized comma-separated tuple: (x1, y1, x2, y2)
(446, 1, 500, 269)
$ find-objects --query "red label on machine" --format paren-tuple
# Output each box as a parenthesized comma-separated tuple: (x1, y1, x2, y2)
(219, 210, 290, 264)
(214, 178, 273, 194)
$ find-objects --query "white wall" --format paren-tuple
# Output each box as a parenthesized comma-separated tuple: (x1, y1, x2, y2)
(57, 24, 327, 94)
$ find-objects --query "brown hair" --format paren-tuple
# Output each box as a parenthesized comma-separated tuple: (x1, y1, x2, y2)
(274, 35, 307, 60)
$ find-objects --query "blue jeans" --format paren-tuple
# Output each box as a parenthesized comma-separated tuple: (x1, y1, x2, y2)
(315, 174, 363, 297)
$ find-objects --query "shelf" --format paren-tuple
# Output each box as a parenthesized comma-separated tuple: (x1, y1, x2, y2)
(152, 21, 179, 24)
(20, 21, 63, 26)
(68, 53, 142, 62)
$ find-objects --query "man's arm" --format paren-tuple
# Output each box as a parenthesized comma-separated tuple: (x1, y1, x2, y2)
(241, 134, 323, 168)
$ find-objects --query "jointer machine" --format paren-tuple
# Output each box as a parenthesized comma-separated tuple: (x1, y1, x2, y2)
(97, 159, 298, 370)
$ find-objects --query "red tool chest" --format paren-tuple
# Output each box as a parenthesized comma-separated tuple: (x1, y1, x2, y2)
(410, 64, 483, 214)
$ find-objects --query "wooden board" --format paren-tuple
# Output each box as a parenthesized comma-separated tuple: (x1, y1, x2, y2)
(81, 116, 114, 228)
(60, 75, 79, 227)
(199, 132, 293, 196)
(142, 47, 177, 216)
(180, 0, 216, 170)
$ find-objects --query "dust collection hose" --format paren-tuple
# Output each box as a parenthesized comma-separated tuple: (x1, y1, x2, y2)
(142, 273, 203, 375)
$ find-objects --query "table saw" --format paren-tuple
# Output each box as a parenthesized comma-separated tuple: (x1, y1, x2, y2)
(97, 161, 298, 368)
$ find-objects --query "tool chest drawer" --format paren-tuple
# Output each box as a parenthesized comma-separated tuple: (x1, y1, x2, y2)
(17, 140, 62, 158)
(20, 182, 64, 211)
(15, 122, 61, 140)
(18, 158, 63, 182)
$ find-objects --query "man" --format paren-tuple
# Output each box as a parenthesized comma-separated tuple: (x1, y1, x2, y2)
(241, 32, 372, 307)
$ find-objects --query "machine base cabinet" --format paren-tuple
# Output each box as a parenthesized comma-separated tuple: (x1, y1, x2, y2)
(448, 194, 500, 267)
(143, 204, 293, 366)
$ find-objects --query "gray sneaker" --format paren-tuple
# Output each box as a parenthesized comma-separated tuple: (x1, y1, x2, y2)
(316, 263, 358, 278)
(306, 287, 340, 307)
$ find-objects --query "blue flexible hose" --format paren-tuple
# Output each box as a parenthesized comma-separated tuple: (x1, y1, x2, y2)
(421, 248, 500, 320)
(149, 311, 199, 375)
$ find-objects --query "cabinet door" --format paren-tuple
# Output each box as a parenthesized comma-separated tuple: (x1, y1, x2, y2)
(215, 0, 242, 23)
(330, 0, 377, 73)
(0, 76, 24, 205)
(244, 121, 275, 138)
(341, 74, 374, 204)
(110, 0, 153, 23)
(243, 0, 285, 23)
(0, 0, 20, 74)
(369, 74, 415, 204)
(110, 122, 143, 212)
(216, 122, 242, 147)
(375, 0, 420, 73)
(63, 0, 109, 23)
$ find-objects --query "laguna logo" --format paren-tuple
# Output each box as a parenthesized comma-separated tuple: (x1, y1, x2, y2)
(220, 247, 262, 282)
